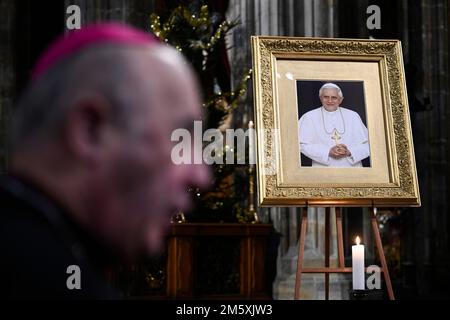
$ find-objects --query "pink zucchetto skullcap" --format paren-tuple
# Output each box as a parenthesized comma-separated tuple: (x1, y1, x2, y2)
(31, 23, 159, 81)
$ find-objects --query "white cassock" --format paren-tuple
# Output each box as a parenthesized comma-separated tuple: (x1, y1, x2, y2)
(298, 107, 370, 167)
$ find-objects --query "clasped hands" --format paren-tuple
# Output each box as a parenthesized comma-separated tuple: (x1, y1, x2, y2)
(329, 144, 351, 159)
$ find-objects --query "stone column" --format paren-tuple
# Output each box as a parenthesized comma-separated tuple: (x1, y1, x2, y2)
(0, 0, 15, 170)
(406, 0, 450, 295)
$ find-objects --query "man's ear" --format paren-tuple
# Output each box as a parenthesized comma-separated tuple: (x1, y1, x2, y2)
(65, 93, 112, 162)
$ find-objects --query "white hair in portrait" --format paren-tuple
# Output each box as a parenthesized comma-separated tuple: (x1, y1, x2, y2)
(318, 82, 343, 98)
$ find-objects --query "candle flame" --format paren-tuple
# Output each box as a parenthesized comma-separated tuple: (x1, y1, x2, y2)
(356, 236, 360, 245)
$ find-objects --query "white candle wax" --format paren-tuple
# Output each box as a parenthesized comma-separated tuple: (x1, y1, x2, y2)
(248, 121, 255, 165)
(352, 236, 365, 290)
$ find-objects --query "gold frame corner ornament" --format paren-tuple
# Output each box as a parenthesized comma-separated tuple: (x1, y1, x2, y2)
(251, 36, 420, 207)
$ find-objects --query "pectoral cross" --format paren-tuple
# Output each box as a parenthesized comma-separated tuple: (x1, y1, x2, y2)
(331, 128, 341, 145)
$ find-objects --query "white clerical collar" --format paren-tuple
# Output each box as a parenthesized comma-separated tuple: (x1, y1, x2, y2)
(322, 106, 340, 114)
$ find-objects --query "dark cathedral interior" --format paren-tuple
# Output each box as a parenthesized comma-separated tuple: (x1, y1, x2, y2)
(0, 0, 449, 306)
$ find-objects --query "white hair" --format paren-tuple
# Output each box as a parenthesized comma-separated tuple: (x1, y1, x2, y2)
(319, 83, 343, 98)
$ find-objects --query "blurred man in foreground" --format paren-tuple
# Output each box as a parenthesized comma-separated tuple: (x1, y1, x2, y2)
(0, 23, 210, 299)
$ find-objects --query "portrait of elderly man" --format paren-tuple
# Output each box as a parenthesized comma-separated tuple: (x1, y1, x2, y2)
(298, 82, 370, 167)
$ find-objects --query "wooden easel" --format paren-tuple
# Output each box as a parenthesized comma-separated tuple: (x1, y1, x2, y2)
(294, 207, 395, 300)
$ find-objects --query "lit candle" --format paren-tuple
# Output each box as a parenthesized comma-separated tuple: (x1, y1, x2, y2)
(352, 236, 365, 290)
(248, 120, 256, 165)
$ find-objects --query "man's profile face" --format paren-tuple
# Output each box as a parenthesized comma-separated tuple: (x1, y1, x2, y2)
(320, 88, 343, 111)
(86, 47, 210, 259)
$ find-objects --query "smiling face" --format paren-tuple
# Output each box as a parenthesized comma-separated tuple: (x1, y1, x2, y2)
(320, 88, 343, 111)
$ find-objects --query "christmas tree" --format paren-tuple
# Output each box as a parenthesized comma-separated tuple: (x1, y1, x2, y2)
(150, 1, 253, 222)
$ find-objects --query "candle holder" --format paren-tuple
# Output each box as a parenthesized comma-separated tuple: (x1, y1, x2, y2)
(349, 289, 384, 300)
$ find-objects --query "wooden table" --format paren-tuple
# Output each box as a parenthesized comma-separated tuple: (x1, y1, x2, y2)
(167, 223, 273, 299)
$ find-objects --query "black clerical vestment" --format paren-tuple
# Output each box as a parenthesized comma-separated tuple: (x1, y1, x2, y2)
(0, 175, 118, 299)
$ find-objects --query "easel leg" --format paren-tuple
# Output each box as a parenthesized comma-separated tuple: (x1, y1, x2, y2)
(294, 207, 308, 300)
(370, 208, 395, 300)
(325, 207, 330, 300)
(336, 207, 345, 268)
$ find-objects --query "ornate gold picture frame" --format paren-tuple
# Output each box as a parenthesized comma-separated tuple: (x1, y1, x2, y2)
(251, 36, 420, 207)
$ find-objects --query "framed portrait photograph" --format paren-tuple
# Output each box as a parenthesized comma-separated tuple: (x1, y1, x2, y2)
(251, 36, 420, 207)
